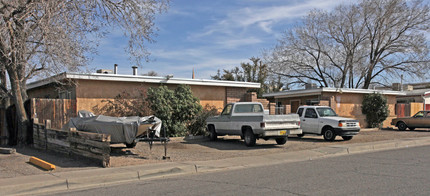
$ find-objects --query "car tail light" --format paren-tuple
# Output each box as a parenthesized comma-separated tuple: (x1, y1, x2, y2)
(298, 121, 300, 126)
(260, 122, 265, 128)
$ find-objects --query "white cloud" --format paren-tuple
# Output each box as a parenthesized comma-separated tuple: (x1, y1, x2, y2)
(192, 0, 346, 37)
(145, 47, 252, 78)
(258, 21, 274, 34)
(216, 37, 263, 49)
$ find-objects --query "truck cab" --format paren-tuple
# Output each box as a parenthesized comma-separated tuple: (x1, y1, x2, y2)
(206, 102, 302, 146)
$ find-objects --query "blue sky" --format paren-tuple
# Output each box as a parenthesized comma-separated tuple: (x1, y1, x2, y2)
(88, 0, 355, 79)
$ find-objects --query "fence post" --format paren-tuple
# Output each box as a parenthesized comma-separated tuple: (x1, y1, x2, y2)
(33, 118, 38, 148)
(44, 120, 51, 150)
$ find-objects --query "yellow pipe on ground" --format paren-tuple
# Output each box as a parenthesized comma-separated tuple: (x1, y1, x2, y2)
(29, 157, 56, 170)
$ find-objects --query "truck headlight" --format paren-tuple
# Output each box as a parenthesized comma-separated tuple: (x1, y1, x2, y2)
(338, 122, 343, 127)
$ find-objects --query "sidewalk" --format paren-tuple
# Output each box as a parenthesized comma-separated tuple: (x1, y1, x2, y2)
(1, 135, 430, 195)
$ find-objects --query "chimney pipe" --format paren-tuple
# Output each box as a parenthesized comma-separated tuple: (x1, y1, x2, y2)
(132, 66, 138, 75)
(114, 64, 118, 74)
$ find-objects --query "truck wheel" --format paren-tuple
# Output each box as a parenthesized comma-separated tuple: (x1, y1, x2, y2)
(126, 141, 137, 148)
(342, 136, 353, 141)
(323, 128, 336, 141)
(297, 134, 304, 138)
(397, 122, 407, 131)
(208, 126, 217, 141)
(275, 137, 287, 145)
(244, 129, 256, 147)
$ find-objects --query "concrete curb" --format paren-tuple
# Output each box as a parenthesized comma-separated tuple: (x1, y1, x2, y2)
(2, 136, 430, 195)
(29, 157, 56, 171)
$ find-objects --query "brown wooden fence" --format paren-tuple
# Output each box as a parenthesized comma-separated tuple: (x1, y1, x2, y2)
(33, 118, 111, 167)
(30, 98, 77, 129)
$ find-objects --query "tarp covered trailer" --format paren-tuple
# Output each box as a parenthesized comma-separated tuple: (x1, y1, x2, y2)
(62, 111, 163, 148)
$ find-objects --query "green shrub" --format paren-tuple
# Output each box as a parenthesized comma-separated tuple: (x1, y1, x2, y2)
(188, 104, 220, 136)
(147, 84, 202, 137)
(361, 93, 389, 128)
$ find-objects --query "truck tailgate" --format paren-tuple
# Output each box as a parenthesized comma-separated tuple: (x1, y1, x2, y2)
(263, 114, 300, 129)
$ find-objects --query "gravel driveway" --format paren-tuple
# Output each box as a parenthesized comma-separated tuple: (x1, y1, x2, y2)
(1, 128, 430, 179)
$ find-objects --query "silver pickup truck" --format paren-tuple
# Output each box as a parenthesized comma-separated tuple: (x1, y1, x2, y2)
(206, 102, 302, 146)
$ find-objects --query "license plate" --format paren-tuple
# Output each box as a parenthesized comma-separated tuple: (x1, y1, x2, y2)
(280, 130, 287, 135)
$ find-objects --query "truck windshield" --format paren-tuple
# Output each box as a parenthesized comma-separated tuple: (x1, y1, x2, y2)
(316, 108, 337, 117)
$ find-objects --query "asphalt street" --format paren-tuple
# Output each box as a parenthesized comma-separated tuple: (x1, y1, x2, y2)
(51, 145, 430, 196)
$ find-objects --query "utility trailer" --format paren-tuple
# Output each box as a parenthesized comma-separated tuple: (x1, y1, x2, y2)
(63, 110, 170, 159)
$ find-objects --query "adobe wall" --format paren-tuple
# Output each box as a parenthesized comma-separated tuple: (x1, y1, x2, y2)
(269, 95, 320, 113)
(226, 87, 247, 104)
(268, 92, 397, 128)
(28, 83, 76, 99)
(322, 92, 397, 128)
(75, 79, 228, 113)
(28, 79, 253, 115)
(245, 92, 270, 109)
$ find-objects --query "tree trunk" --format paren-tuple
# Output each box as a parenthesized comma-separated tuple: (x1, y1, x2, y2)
(7, 69, 29, 145)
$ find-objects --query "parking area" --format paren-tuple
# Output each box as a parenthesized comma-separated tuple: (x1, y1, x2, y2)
(1, 128, 430, 179)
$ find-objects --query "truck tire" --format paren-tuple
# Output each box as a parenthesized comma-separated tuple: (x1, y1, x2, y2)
(323, 127, 336, 141)
(397, 122, 407, 131)
(244, 129, 256, 147)
(126, 141, 137, 148)
(342, 136, 353, 141)
(275, 137, 287, 145)
(208, 126, 217, 141)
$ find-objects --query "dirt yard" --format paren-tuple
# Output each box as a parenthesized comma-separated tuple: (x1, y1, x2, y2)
(109, 128, 430, 167)
(1, 128, 430, 179)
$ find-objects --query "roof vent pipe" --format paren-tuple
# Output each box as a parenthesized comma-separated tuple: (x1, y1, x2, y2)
(114, 64, 118, 74)
(132, 66, 138, 75)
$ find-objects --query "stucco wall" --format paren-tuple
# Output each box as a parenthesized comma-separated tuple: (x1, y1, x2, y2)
(28, 78, 254, 115)
(190, 85, 225, 110)
(226, 87, 247, 104)
(74, 79, 227, 113)
(28, 83, 76, 99)
(323, 92, 396, 128)
(270, 92, 397, 128)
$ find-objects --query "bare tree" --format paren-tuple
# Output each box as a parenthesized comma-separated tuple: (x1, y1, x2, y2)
(268, 0, 430, 89)
(0, 0, 169, 144)
(142, 70, 159, 76)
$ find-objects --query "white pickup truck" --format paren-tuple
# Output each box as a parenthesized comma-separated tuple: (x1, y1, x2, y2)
(206, 102, 302, 146)
(296, 106, 360, 141)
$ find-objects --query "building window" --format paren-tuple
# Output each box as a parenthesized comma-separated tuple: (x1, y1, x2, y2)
(305, 99, 320, 105)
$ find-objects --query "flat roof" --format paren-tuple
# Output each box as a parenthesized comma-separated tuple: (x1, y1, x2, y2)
(263, 87, 405, 99)
(27, 72, 261, 89)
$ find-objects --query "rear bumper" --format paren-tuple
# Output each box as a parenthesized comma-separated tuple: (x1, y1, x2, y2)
(260, 129, 302, 137)
(333, 128, 360, 136)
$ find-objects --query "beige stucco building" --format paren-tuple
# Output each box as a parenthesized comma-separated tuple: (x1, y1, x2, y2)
(27, 72, 261, 113)
(263, 88, 405, 128)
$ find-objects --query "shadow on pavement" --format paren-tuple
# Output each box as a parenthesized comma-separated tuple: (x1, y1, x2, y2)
(182, 136, 290, 151)
(286, 136, 346, 143)
(16, 147, 101, 169)
(111, 146, 141, 157)
(380, 128, 430, 132)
